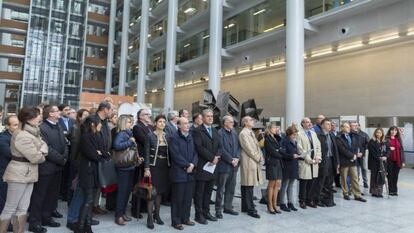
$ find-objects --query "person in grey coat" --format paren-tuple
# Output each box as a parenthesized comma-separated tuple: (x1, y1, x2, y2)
(215, 116, 241, 218)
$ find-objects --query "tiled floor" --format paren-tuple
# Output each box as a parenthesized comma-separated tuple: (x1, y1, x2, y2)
(47, 169, 414, 233)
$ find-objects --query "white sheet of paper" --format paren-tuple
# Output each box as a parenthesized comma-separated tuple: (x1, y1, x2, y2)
(203, 162, 216, 174)
(298, 149, 314, 158)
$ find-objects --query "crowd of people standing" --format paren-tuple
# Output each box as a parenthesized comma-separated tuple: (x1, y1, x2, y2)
(0, 103, 408, 233)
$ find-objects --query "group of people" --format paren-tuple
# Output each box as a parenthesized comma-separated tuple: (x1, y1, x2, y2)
(0, 103, 407, 233)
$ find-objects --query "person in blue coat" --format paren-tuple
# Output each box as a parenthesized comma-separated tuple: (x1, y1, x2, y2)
(168, 117, 198, 231)
(0, 115, 19, 213)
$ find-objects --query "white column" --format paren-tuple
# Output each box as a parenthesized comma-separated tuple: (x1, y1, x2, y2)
(105, 0, 117, 94)
(285, 0, 305, 126)
(163, 0, 178, 113)
(137, 0, 149, 103)
(208, 0, 223, 98)
(118, 0, 130, 96)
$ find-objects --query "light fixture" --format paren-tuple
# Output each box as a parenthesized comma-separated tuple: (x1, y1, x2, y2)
(184, 7, 196, 14)
(224, 23, 235, 29)
(129, 22, 134, 26)
(128, 45, 133, 49)
(263, 24, 284, 33)
(157, 26, 163, 31)
(151, 89, 157, 93)
(369, 33, 400, 44)
(253, 9, 266, 16)
(202, 35, 210, 39)
(337, 41, 363, 51)
(270, 60, 285, 67)
(311, 48, 333, 58)
(183, 43, 190, 48)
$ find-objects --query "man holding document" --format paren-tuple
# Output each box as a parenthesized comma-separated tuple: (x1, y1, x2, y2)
(192, 109, 222, 224)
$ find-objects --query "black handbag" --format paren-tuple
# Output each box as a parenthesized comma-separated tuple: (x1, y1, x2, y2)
(98, 158, 117, 188)
(113, 146, 140, 168)
(133, 177, 157, 200)
(377, 161, 387, 185)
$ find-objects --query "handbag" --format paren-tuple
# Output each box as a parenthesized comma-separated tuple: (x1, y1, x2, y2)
(98, 158, 118, 188)
(133, 176, 157, 200)
(113, 146, 140, 168)
(377, 161, 387, 185)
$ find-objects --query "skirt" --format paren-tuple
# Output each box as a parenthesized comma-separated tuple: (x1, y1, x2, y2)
(150, 158, 171, 194)
(266, 163, 283, 180)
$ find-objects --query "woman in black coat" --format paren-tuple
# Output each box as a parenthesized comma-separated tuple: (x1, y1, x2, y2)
(264, 124, 284, 214)
(368, 128, 388, 198)
(76, 116, 107, 233)
(279, 125, 300, 212)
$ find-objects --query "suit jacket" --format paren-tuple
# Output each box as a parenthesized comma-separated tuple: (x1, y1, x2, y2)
(58, 117, 75, 138)
(296, 129, 322, 179)
(192, 124, 222, 181)
(217, 128, 240, 173)
(165, 121, 178, 138)
(336, 133, 359, 167)
(368, 139, 389, 172)
(239, 127, 264, 186)
(133, 121, 154, 156)
(317, 132, 339, 176)
(0, 130, 12, 174)
(78, 132, 104, 189)
(264, 134, 284, 167)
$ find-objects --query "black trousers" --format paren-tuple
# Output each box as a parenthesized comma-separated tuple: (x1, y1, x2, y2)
(171, 181, 194, 225)
(299, 179, 315, 203)
(29, 172, 62, 225)
(78, 187, 96, 227)
(241, 186, 255, 214)
(387, 161, 401, 194)
(313, 157, 334, 204)
(194, 179, 215, 217)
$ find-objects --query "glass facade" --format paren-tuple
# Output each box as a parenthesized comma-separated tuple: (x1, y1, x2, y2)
(22, 0, 87, 108)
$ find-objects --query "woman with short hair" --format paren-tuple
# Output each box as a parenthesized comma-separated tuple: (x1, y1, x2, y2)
(368, 128, 388, 197)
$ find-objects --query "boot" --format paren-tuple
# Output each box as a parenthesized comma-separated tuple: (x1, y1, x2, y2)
(74, 224, 84, 233)
(0, 219, 11, 233)
(153, 213, 164, 225)
(84, 225, 93, 233)
(14, 215, 26, 233)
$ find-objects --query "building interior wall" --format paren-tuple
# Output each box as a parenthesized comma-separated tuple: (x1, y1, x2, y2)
(145, 40, 414, 118)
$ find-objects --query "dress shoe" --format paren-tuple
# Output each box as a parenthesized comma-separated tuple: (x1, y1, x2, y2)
(172, 224, 184, 230)
(247, 212, 260, 219)
(51, 210, 63, 218)
(154, 214, 164, 225)
(223, 209, 239, 215)
(275, 209, 282, 214)
(316, 201, 326, 207)
(306, 202, 317, 208)
(361, 192, 365, 196)
(325, 202, 336, 207)
(377, 194, 384, 198)
(183, 220, 195, 226)
(42, 219, 60, 227)
(343, 195, 351, 200)
(215, 212, 223, 219)
(267, 209, 276, 215)
(194, 217, 207, 225)
(28, 224, 47, 233)
(364, 183, 369, 189)
(355, 197, 367, 202)
(91, 219, 99, 225)
(66, 222, 77, 231)
(84, 225, 94, 233)
(122, 215, 132, 222)
(115, 217, 126, 226)
(93, 206, 107, 215)
(288, 203, 298, 211)
(280, 204, 291, 212)
(204, 213, 217, 222)
(390, 192, 398, 196)
(299, 202, 307, 209)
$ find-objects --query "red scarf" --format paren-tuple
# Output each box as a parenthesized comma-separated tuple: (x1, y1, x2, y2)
(389, 138, 402, 168)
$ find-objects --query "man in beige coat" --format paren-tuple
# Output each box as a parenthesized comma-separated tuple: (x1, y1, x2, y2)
(239, 116, 264, 219)
(296, 118, 322, 209)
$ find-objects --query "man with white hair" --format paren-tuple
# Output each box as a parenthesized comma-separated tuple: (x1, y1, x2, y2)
(165, 111, 179, 137)
(239, 116, 264, 219)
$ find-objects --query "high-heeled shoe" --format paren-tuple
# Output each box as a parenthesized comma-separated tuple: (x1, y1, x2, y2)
(122, 215, 132, 222)
(147, 215, 154, 229)
(115, 217, 126, 226)
(267, 207, 276, 215)
(154, 214, 164, 225)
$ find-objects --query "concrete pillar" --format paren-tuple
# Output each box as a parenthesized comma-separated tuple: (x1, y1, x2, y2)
(118, 0, 130, 96)
(105, 0, 117, 94)
(208, 0, 223, 98)
(137, 0, 149, 103)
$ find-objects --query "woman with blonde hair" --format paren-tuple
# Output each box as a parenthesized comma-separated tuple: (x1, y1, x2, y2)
(264, 124, 284, 214)
(368, 128, 388, 197)
(113, 115, 137, 225)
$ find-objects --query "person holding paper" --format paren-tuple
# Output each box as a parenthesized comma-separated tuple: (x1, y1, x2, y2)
(169, 117, 198, 230)
(239, 116, 264, 219)
(192, 109, 222, 224)
(216, 115, 241, 218)
(335, 122, 366, 202)
(296, 118, 322, 209)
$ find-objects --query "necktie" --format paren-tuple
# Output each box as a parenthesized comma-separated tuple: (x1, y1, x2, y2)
(208, 127, 212, 138)
(306, 131, 313, 142)
(345, 134, 352, 148)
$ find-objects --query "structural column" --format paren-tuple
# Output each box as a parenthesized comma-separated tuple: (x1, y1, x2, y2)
(105, 0, 117, 94)
(163, 0, 178, 113)
(285, 0, 305, 126)
(208, 0, 223, 98)
(119, 0, 130, 96)
(137, 0, 149, 103)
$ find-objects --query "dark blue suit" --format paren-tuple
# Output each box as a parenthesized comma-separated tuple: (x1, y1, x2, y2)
(169, 130, 198, 225)
(0, 130, 12, 212)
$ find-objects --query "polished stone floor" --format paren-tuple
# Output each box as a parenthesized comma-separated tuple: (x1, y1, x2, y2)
(47, 169, 414, 233)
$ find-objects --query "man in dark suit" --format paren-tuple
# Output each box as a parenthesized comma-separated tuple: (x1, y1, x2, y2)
(192, 109, 222, 224)
(315, 119, 339, 207)
(131, 108, 154, 218)
(169, 117, 197, 230)
(29, 105, 68, 233)
(165, 111, 179, 137)
(215, 115, 240, 218)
